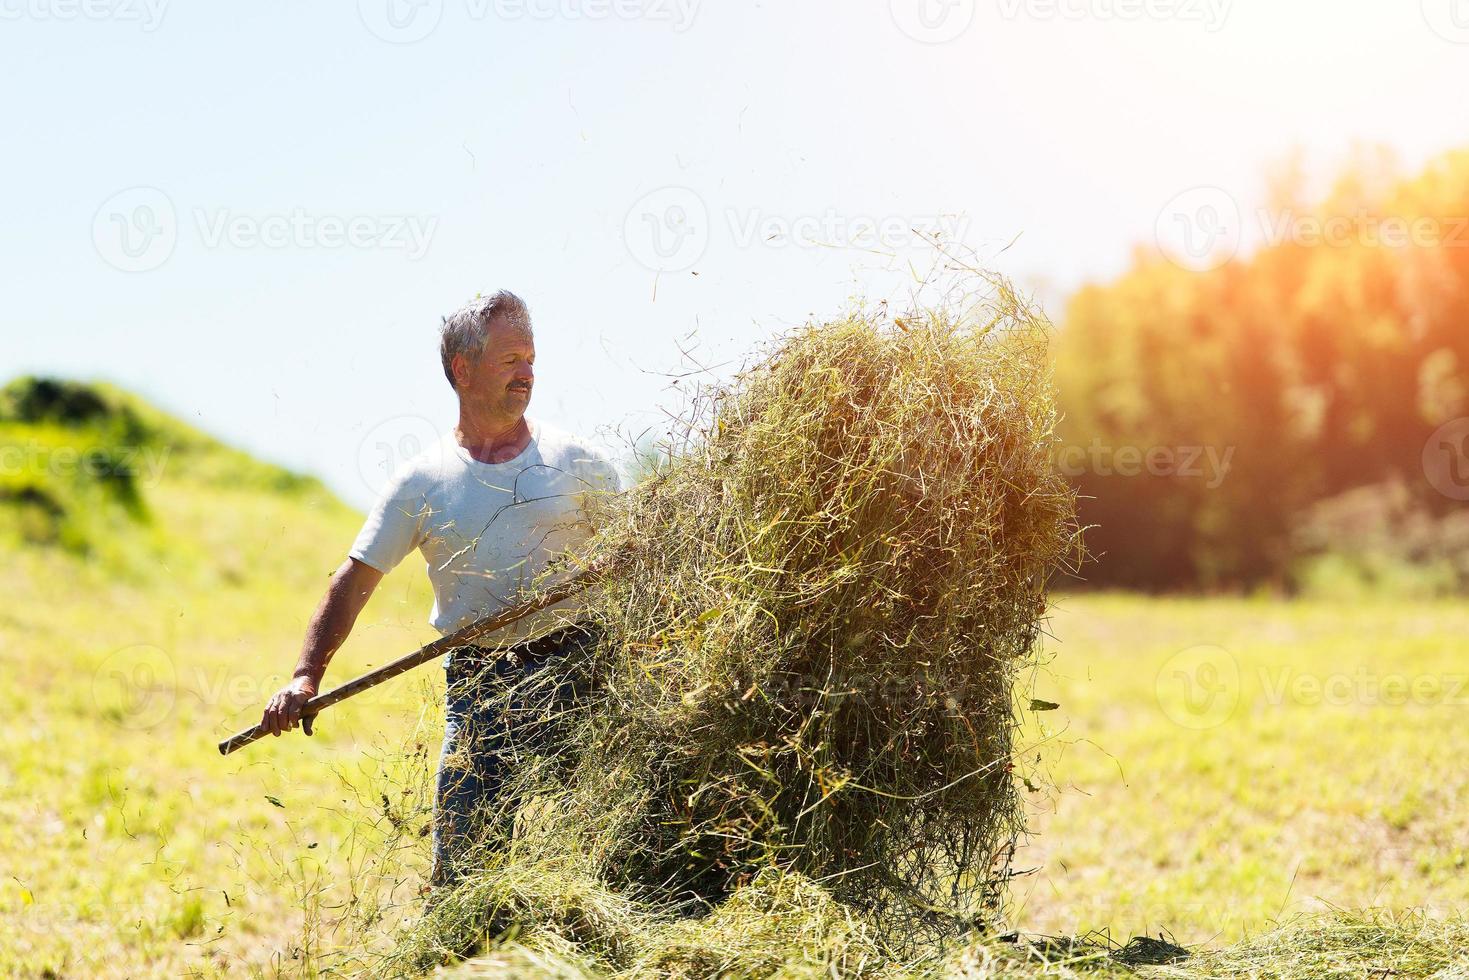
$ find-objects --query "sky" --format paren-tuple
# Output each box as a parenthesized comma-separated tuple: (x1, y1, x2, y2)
(4, 0, 1467, 509)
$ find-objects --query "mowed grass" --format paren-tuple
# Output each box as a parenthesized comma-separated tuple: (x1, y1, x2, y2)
(0, 476, 442, 977)
(1015, 592, 1469, 945)
(2, 473, 1465, 974)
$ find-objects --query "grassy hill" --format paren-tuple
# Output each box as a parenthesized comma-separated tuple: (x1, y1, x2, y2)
(1, 378, 1465, 978)
(0, 377, 441, 976)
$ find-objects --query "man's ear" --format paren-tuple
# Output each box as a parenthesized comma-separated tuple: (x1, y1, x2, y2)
(450, 352, 469, 390)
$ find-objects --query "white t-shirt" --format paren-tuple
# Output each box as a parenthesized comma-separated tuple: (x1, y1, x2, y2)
(349, 418, 620, 642)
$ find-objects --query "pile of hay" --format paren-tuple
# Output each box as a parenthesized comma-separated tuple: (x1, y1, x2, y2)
(394, 278, 1081, 970)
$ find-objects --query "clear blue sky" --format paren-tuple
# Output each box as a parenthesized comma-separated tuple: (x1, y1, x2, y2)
(4, 0, 1465, 508)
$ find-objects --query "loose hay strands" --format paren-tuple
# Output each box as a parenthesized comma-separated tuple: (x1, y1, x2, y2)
(421, 884, 1469, 979)
(1187, 909, 1469, 980)
(391, 276, 1083, 971)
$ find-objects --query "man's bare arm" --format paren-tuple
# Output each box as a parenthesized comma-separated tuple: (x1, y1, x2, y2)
(260, 557, 384, 736)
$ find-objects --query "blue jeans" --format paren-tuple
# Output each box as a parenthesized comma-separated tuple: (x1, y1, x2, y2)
(432, 624, 598, 885)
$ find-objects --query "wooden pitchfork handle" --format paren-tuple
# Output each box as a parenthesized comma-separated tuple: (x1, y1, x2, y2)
(217, 560, 611, 756)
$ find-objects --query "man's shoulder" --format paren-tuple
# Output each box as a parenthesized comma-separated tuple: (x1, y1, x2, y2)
(383, 431, 461, 492)
(529, 418, 620, 489)
(530, 418, 613, 464)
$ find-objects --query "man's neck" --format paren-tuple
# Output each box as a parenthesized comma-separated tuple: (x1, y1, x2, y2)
(455, 410, 532, 464)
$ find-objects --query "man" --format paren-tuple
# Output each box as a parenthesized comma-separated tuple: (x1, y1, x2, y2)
(260, 290, 620, 883)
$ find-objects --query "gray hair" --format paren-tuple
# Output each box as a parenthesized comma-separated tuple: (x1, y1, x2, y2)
(439, 290, 533, 390)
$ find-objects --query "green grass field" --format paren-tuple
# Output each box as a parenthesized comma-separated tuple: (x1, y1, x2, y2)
(1018, 593, 1469, 945)
(0, 473, 440, 976)
(2, 382, 1465, 976)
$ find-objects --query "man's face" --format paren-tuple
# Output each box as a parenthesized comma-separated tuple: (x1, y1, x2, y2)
(453, 317, 535, 418)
